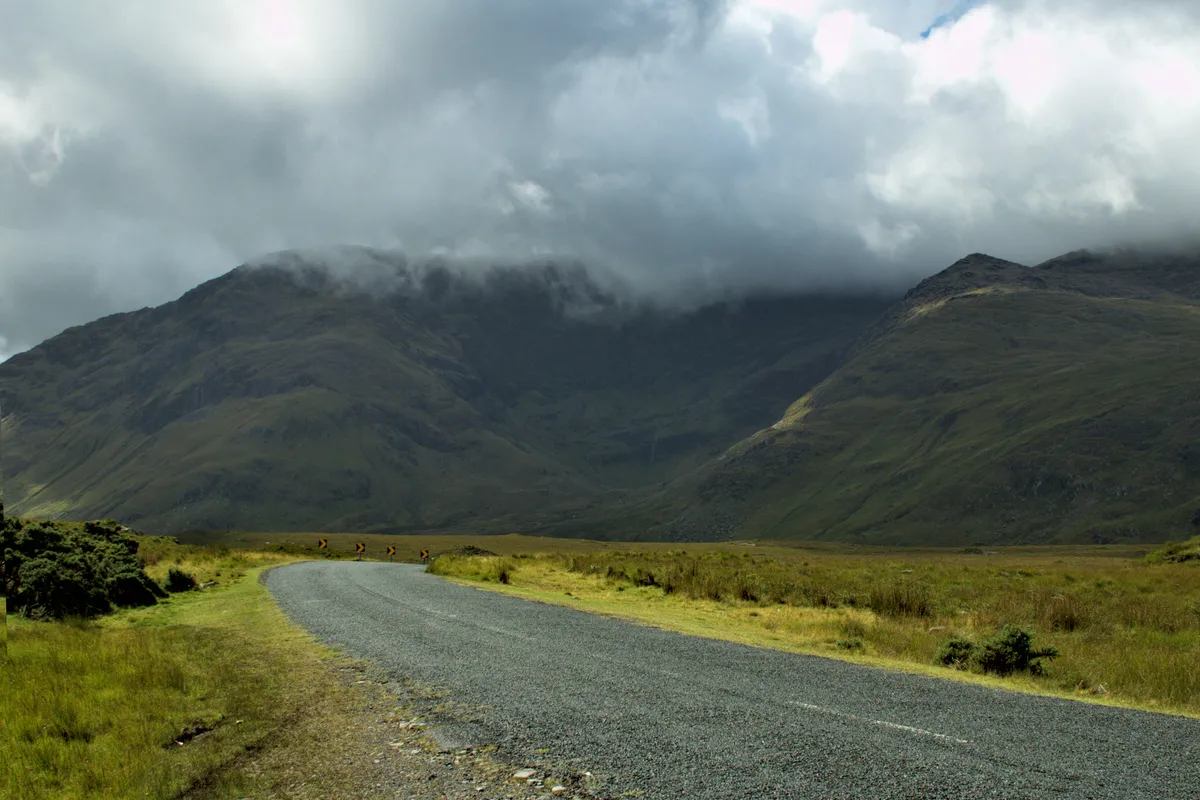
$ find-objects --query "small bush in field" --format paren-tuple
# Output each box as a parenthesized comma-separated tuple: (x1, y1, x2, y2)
(934, 636, 976, 669)
(976, 626, 1059, 676)
(165, 567, 198, 593)
(934, 627, 1057, 676)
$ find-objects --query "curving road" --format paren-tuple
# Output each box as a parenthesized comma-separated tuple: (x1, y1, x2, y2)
(266, 561, 1200, 800)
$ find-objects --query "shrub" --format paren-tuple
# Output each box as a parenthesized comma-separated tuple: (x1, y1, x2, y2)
(934, 636, 976, 669)
(2, 511, 163, 619)
(934, 627, 1058, 676)
(976, 626, 1059, 676)
(164, 567, 198, 593)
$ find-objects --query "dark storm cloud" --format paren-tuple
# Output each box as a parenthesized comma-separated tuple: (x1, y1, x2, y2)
(1, 0, 1198, 359)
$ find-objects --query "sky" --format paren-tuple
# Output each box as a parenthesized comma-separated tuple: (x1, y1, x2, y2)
(2, 0, 1199, 360)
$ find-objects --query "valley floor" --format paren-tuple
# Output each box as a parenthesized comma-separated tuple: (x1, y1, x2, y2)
(5, 534, 1196, 797)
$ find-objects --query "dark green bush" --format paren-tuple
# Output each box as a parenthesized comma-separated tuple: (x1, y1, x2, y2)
(935, 626, 1057, 676)
(934, 636, 976, 669)
(976, 625, 1059, 676)
(164, 567, 197, 593)
(2, 509, 163, 619)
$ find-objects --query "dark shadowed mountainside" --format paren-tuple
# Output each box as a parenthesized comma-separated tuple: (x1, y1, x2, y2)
(3, 247, 1197, 546)
(0, 251, 887, 533)
(626, 249, 1200, 545)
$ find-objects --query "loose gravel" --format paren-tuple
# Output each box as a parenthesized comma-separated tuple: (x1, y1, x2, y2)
(267, 561, 1200, 800)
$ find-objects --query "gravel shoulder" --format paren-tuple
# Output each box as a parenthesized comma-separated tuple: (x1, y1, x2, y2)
(231, 657, 600, 800)
(267, 561, 1200, 800)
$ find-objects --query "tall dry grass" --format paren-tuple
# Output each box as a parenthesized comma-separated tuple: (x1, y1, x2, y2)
(433, 548, 1200, 715)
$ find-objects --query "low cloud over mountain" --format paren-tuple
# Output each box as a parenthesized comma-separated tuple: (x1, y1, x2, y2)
(2, 0, 1199, 356)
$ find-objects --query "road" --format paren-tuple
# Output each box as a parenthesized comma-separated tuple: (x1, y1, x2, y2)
(266, 561, 1200, 799)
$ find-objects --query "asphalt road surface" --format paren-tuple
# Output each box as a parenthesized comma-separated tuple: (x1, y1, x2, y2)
(267, 561, 1200, 800)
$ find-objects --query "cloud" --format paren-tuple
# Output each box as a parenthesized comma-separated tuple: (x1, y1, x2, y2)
(921, 0, 985, 38)
(1, 0, 1199, 357)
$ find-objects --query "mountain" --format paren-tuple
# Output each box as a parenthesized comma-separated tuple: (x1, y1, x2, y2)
(634, 248, 1200, 546)
(5, 246, 1197, 546)
(0, 249, 889, 533)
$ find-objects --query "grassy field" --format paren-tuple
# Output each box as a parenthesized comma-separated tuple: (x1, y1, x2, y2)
(429, 542, 1200, 717)
(171, 530, 623, 560)
(7, 528, 1196, 797)
(1, 539, 387, 800)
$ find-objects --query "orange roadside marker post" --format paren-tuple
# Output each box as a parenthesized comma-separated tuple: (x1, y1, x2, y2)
(420, 548, 430, 564)
(387, 545, 396, 562)
(355, 542, 365, 560)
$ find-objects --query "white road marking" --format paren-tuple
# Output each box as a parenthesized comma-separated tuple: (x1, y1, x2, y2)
(788, 701, 971, 745)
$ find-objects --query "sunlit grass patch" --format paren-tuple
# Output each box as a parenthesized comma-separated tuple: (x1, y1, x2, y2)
(431, 546, 1200, 717)
(1, 550, 363, 800)
(4, 618, 218, 798)
(1146, 535, 1200, 564)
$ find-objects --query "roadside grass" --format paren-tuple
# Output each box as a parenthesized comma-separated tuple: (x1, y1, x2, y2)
(1, 544, 373, 800)
(429, 547, 1200, 717)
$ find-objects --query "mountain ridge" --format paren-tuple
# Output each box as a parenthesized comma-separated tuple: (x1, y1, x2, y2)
(2, 246, 1197, 546)
(635, 248, 1200, 545)
(0, 251, 891, 534)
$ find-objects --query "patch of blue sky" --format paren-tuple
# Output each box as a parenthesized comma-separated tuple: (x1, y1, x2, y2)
(920, 0, 987, 38)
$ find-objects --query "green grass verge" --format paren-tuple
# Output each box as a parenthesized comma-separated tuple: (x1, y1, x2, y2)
(429, 547, 1200, 718)
(1, 548, 370, 799)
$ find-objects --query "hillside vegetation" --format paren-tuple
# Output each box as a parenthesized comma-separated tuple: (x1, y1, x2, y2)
(1, 246, 1198, 546)
(638, 249, 1200, 545)
(0, 250, 886, 534)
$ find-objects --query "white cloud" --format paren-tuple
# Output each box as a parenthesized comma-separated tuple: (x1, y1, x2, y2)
(858, 219, 922, 258)
(809, 10, 900, 84)
(510, 180, 553, 214)
(1, 0, 1199, 356)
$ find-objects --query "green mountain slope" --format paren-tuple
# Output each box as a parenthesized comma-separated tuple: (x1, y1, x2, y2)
(0, 250, 888, 533)
(643, 249, 1200, 546)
